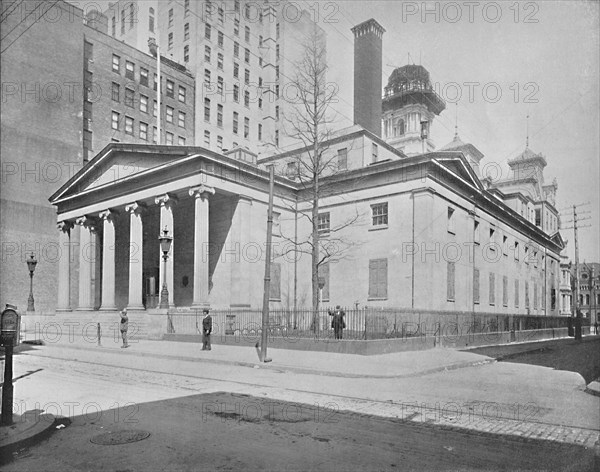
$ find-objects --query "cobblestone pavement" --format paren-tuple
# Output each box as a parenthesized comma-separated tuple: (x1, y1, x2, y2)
(7, 348, 599, 453)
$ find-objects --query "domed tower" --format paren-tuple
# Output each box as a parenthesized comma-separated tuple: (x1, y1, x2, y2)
(382, 65, 445, 156)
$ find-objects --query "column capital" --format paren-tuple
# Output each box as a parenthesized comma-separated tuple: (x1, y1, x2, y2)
(155, 193, 179, 208)
(125, 202, 147, 215)
(99, 209, 119, 221)
(189, 185, 215, 200)
(57, 220, 74, 233)
(75, 216, 98, 231)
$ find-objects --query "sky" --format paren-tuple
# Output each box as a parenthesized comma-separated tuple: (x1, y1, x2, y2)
(88, 0, 599, 262)
(314, 0, 599, 262)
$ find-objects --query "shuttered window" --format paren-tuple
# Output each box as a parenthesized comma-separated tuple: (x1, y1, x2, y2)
(270, 263, 281, 300)
(319, 263, 330, 302)
(473, 268, 480, 304)
(368, 259, 387, 299)
(447, 262, 455, 301)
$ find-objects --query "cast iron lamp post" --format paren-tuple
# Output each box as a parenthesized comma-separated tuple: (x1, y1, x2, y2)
(158, 227, 173, 309)
(26, 253, 38, 312)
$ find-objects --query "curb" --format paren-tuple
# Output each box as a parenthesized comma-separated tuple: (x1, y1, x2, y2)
(0, 414, 70, 464)
(25, 342, 494, 379)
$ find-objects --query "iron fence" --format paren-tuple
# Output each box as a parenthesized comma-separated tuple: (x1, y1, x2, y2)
(166, 307, 581, 341)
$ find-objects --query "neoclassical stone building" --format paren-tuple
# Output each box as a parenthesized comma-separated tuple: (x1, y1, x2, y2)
(49, 126, 564, 319)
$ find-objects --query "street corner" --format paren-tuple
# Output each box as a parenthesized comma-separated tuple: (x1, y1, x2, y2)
(0, 411, 70, 464)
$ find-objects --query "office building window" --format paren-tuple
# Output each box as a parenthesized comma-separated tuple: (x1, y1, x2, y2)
(204, 98, 210, 122)
(258, 123, 262, 141)
(244, 48, 250, 63)
(111, 111, 120, 130)
(371, 202, 388, 226)
(111, 82, 120, 102)
(204, 130, 210, 146)
(112, 54, 120, 73)
(218, 6, 224, 25)
(234, 18, 239, 35)
(140, 67, 148, 86)
(178, 111, 186, 128)
(369, 259, 388, 299)
(205, 23, 211, 40)
(275, 130, 279, 146)
(179, 86, 186, 103)
(205, 45, 211, 62)
(217, 76, 223, 95)
(474, 220, 480, 244)
(245, 26, 250, 42)
(166, 132, 173, 145)
(234, 41, 239, 58)
(184, 0, 189, 16)
(217, 53, 223, 70)
(111, 16, 116, 36)
(121, 9, 125, 34)
(233, 112, 238, 134)
(178, 136, 186, 146)
(125, 61, 134, 79)
(233, 62, 239, 78)
(217, 104, 223, 127)
(166, 80, 174, 98)
(244, 90, 249, 107)
(184, 23, 189, 41)
(153, 100, 157, 117)
(244, 117, 249, 138)
(166, 106, 173, 123)
(139, 122, 148, 140)
(233, 84, 239, 102)
(149, 8, 154, 32)
(168, 8, 173, 28)
(124, 88, 134, 107)
(204, 69, 211, 84)
(140, 94, 148, 113)
(217, 135, 223, 150)
(168, 32, 173, 49)
(124, 116, 133, 135)
(218, 31, 224, 48)
(245, 69, 250, 85)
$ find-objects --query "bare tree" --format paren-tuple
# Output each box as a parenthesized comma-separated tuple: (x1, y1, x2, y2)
(276, 24, 362, 327)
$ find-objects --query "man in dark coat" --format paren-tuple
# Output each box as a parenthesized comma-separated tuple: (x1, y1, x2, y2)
(331, 305, 346, 340)
(202, 308, 212, 351)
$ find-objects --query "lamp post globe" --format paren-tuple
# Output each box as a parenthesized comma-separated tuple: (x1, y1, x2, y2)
(26, 252, 38, 313)
(158, 227, 173, 309)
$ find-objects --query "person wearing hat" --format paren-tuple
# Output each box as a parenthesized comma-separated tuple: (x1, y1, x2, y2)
(202, 308, 212, 351)
(119, 308, 129, 348)
(331, 305, 346, 340)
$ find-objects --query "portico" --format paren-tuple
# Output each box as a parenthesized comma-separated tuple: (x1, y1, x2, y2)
(49, 144, 301, 313)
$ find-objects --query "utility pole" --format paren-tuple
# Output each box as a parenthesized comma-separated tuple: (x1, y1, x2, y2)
(259, 165, 275, 363)
(561, 202, 592, 340)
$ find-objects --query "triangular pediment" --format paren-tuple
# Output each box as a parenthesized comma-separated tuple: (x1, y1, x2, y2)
(433, 153, 484, 191)
(50, 144, 195, 204)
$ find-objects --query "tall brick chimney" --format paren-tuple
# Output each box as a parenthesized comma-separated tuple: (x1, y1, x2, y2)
(351, 19, 385, 137)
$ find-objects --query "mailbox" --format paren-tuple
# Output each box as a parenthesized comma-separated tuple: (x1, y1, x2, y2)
(1, 304, 20, 347)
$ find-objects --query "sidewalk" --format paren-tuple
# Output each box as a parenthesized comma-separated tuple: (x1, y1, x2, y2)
(20, 334, 495, 379)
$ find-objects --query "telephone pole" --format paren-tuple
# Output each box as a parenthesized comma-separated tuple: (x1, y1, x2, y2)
(561, 202, 592, 339)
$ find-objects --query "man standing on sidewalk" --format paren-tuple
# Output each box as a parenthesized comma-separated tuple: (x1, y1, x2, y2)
(119, 309, 129, 348)
(202, 308, 212, 351)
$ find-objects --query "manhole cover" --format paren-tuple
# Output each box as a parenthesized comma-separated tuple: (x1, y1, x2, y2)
(90, 430, 150, 445)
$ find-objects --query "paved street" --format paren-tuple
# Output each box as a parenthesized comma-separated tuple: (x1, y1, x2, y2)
(1, 338, 599, 470)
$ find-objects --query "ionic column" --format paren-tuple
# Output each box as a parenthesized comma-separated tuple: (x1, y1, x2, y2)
(125, 202, 146, 310)
(56, 221, 73, 312)
(189, 185, 215, 307)
(75, 216, 96, 311)
(155, 194, 178, 308)
(99, 210, 118, 311)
